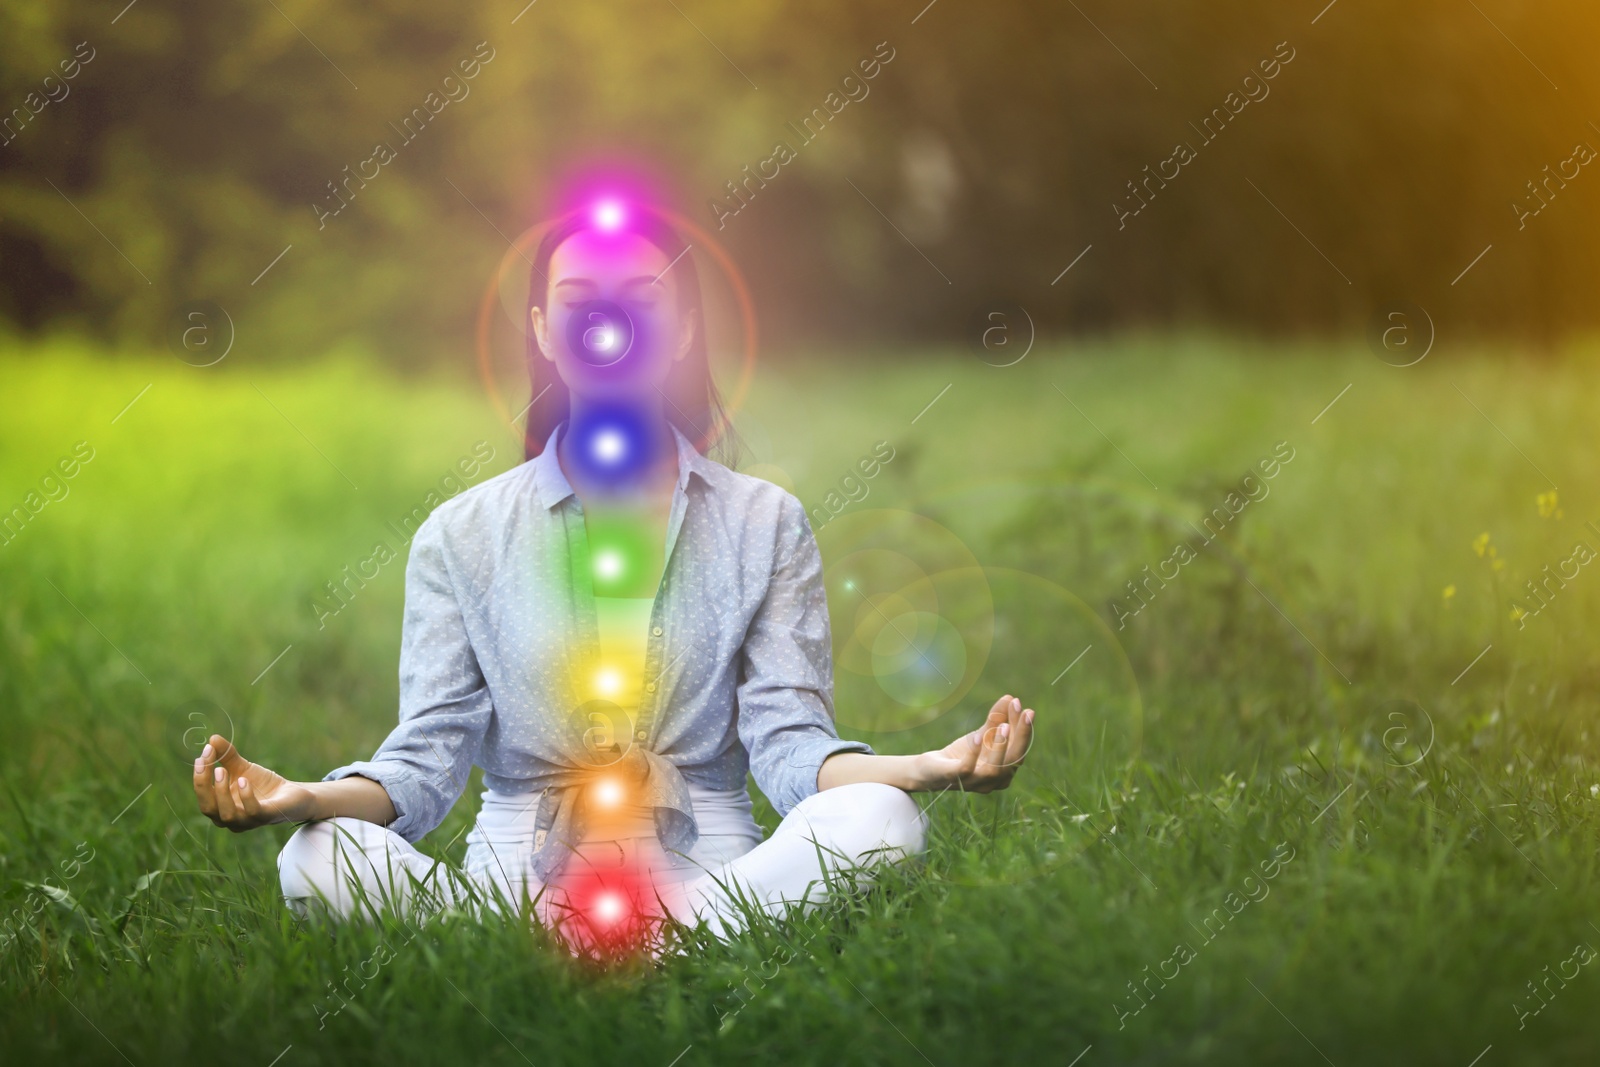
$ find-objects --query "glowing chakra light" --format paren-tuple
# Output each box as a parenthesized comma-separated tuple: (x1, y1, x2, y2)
(594, 548, 625, 582)
(570, 300, 635, 367)
(594, 666, 623, 697)
(591, 199, 626, 232)
(593, 428, 627, 465)
(568, 404, 654, 486)
(593, 777, 624, 808)
(594, 891, 626, 924)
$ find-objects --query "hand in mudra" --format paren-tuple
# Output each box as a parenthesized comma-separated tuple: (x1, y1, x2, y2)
(193, 734, 314, 831)
(913, 694, 1034, 794)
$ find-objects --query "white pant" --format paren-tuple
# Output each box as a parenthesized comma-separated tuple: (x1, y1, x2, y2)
(277, 781, 927, 944)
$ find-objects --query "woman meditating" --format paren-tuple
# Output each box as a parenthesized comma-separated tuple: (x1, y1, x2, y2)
(189, 195, 1034, 952)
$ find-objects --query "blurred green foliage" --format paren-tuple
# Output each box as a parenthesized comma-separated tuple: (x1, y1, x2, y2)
(3, 1, 1600, 365)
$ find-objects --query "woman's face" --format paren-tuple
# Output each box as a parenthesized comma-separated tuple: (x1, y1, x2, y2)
(530, 229, 698, 402)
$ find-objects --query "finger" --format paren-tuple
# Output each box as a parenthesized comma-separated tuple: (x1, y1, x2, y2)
(228, 778, 250, 829)
(1003, 706, 1033, 767)
(237, 776, 264, 822)
(979, 722, 1010, 769)
(965, 694, 1012, 749)
(209, 734, 248, 775)
(229, 775, 249, 824)
(212, 766, 238, 822)
(997, 696, 1021, 761)
(193, 746, 218, 817)
(972, 723, 1011, 790)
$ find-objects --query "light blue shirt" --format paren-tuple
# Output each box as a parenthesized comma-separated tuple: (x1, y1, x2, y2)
(325, 420, 873, 869)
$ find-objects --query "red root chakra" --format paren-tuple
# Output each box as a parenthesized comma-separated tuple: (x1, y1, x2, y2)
(547, 858, 666, 958)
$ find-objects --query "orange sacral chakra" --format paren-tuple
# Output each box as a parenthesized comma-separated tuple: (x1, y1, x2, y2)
(593, 777, 625, 808)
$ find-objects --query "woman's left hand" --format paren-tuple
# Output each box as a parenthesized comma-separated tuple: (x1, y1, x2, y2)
(910, 694, 1033, 794)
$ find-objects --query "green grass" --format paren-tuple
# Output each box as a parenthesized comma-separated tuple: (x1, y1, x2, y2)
(4, 333, 1600, 1065)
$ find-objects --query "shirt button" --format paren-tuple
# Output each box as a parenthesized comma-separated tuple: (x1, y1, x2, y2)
(635, 730, 647, 741)
(645, 682, 657, 693)
(652, 626, 663, 637)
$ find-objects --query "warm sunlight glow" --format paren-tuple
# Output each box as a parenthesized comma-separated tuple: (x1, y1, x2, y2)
(593, 778, 624, 807)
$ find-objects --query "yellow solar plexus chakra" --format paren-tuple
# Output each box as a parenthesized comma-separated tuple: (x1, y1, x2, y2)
(589, 596, 655, 715)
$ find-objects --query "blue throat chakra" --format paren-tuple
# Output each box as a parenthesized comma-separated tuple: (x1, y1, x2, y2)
(567, 402, 659, 487)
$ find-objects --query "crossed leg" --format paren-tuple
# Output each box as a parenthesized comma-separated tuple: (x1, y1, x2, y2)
(276, 782, 928, 942)
(665, 782, 928, 938)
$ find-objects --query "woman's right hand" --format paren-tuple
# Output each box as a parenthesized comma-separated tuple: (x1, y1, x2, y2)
(193, 734, 315, 831)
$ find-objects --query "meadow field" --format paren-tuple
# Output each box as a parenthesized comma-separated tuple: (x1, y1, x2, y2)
(3, 334, 1599, 1065)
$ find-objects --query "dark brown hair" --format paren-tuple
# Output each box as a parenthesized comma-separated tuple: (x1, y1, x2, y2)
(523, 209, 742, 468)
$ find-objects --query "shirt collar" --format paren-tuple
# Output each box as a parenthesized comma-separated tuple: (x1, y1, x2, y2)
(531, 419, 715, 511)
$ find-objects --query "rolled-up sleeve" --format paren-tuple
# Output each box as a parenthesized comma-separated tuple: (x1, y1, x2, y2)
(323, 513, 493, 842)
(736, 491, 872, 815)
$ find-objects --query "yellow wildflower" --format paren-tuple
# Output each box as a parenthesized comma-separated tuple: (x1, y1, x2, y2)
(1473, 532, 1493, 558)
(1442, 584, 1456, 601)
(1536, 490, 1563, 519)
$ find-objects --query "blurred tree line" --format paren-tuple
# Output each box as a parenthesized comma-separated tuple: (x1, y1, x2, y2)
(1, 0, 1597, 365)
